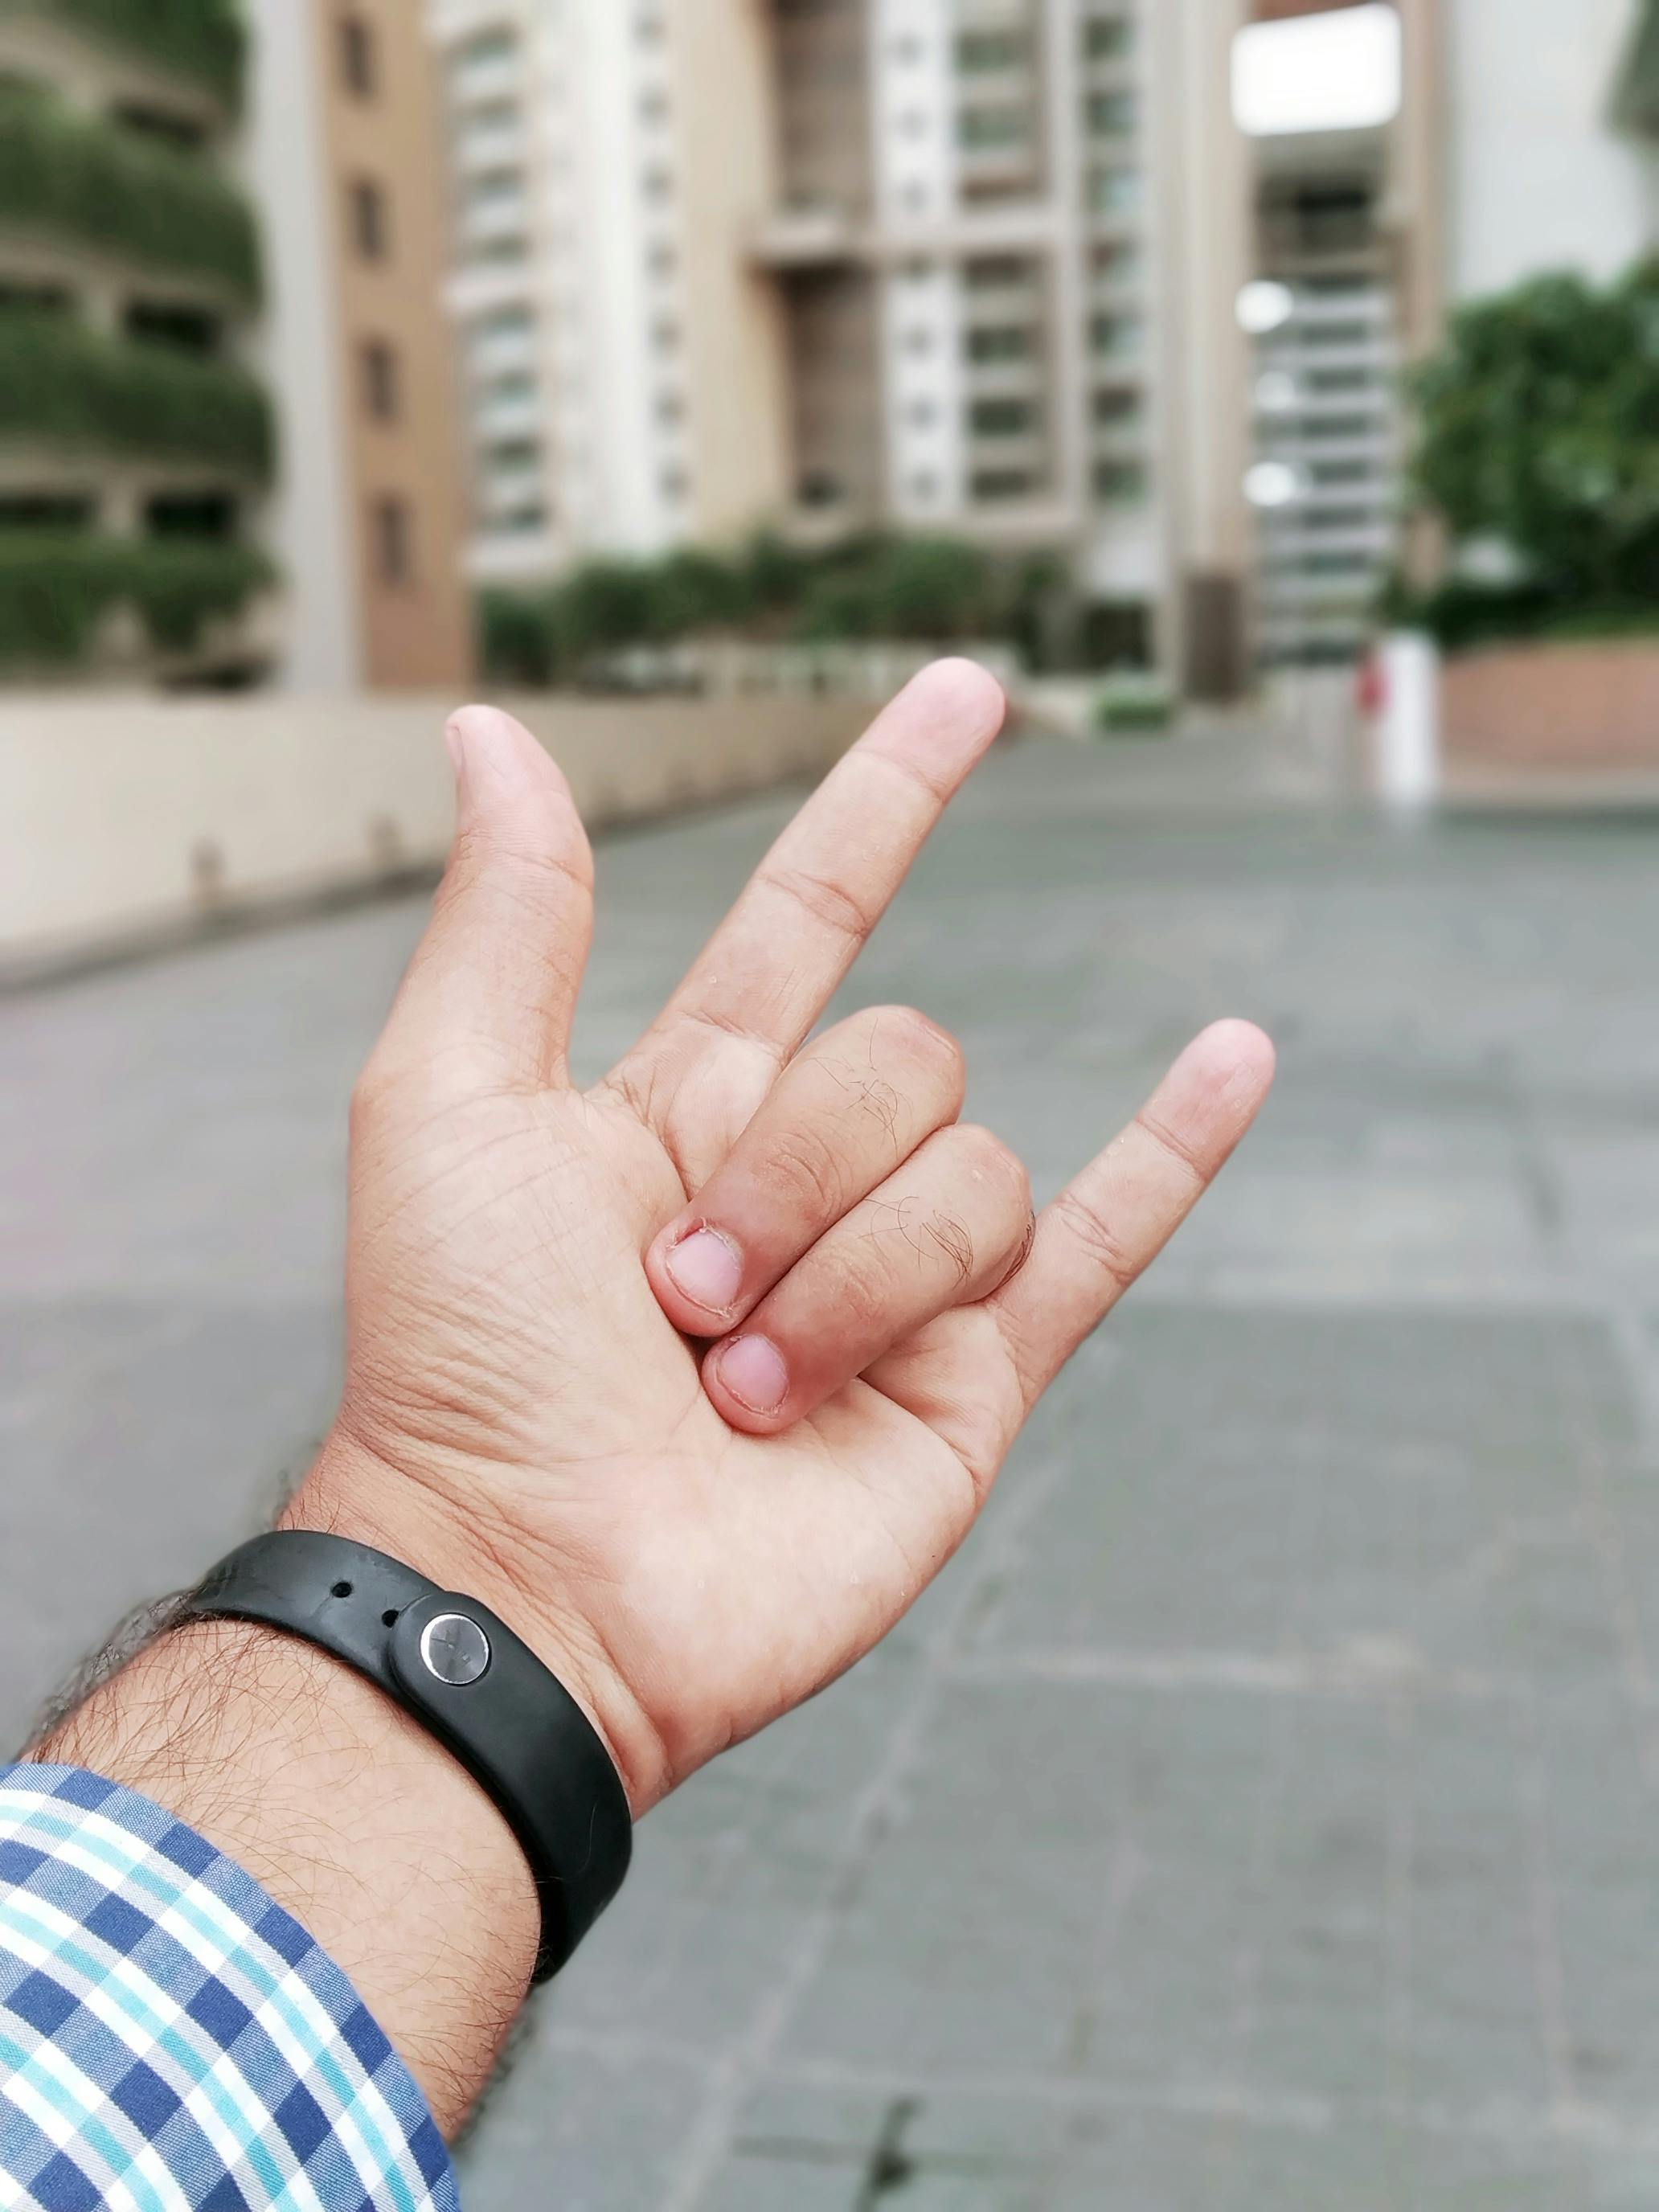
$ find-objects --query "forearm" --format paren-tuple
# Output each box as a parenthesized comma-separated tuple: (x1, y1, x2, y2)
(36, 1608, 539, 2136)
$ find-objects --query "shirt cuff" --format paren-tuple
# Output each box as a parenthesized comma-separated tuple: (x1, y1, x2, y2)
(0, 1763, 458, 2212)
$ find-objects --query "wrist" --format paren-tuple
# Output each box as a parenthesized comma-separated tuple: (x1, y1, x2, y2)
(289, 1423, 673, 1814)
(36, 1614, 539, 2135)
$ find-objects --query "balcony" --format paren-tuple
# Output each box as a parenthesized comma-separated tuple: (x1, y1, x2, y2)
(0, 82, 260, 305)
(0, 311, 273, 481)
(752, 200, 864, 271)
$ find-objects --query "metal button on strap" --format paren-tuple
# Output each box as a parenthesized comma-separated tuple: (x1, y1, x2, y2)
(419, 1612, 492, 1687)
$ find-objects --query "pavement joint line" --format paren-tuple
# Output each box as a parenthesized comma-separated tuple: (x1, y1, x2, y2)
(944, 1645, 1526, 1704)
(747, 2054, 1659, 2159)
(653, 1370, 1107, 2212)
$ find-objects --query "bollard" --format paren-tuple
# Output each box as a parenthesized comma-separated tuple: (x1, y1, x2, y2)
(1373, 631, 1441, 812)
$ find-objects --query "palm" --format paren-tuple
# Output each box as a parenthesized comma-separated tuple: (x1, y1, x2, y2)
(309, 669, 1272, 1812)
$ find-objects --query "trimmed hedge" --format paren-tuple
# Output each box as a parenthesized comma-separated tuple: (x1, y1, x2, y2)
(0, 532, 273, 663)
(480, 531, 1071, 685)
(0, 83, 262, 303)
(0, 311, 273, 477)
(4, 0, 246, 109)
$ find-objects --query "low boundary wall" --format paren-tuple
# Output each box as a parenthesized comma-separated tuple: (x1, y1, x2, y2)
(0, 690, 879, 980)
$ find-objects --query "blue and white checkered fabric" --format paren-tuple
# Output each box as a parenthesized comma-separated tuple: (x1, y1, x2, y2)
(0, 1765, 458, 2211)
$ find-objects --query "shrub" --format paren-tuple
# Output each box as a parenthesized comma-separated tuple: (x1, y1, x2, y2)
(1094, 674, 1175, 734)
(1402, 261, 1659, 645)
(0, 310, 272, 477)
(7, 0, 248, 110)
(0, 82, 262, 303)
(477, 530, 1097, 686)
(0, 533, 273, 664)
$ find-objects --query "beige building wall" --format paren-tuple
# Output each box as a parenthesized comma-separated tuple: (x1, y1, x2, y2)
(313, 0, 474, 690)
(669, 0, 794, 541)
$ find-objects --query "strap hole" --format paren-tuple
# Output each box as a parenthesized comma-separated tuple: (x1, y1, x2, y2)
(382, 1608, 399, 1627)
(330, 1580, 353, 1599)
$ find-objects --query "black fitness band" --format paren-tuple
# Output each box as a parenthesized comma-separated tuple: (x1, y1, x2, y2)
(181, 1532, 632, 1982)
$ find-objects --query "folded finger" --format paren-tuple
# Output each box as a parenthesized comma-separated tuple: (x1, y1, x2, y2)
(703, 1124, 1033, 1436)
(646, 1006, 965, 1337)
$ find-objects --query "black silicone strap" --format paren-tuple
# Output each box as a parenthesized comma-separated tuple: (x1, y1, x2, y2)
(181, 1532, 632, 1981)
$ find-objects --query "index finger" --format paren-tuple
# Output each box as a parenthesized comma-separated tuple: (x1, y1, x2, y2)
(605, 661, 1005, 1151)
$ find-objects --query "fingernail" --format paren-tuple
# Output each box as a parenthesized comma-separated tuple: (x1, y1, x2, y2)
(715, 1335, 789, 1415)
(666, 1228, 744, 1314)
(444, 719, 467, 789)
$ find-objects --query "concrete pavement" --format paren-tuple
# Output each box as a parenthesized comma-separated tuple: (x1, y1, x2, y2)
(6, 731, 1659, 2207)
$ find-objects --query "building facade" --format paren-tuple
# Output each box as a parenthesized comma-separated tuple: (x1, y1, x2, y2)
(426, 0, 1256, 693)
(0, 0, 473, 692)
(0, 2, 276, 682)
(244, 0, 473, 690)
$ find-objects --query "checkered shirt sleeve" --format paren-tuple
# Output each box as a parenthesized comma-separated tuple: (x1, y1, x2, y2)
(0, 1764, 458, 2212)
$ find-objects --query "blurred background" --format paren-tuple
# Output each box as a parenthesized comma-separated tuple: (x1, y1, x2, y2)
(10, 1, 1659, 2206)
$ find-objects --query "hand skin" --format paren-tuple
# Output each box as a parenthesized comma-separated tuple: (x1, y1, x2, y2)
(38, 665, 1275, 2135)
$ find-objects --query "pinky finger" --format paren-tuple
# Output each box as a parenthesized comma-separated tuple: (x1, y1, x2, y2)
(989, 1020, 1276, 1417)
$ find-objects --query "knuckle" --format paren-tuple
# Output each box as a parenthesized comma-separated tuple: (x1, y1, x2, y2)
(818, 1246, 893, 1339)
(953, 1124, 1031, 1210)
(869, 1004, 965, 1086)
(764, 1123, 849, 1223)
(1051, 1188, 1139, 1292)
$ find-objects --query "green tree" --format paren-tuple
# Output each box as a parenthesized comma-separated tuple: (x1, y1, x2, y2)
(1403, 262, 1659, 638)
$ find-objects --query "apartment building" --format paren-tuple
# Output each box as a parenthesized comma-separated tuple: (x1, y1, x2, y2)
(427, 0, 1256, 694)
(244, 0, 473, 688)
(1239, 0, 1659, 666)
(0, 3, 276, 682)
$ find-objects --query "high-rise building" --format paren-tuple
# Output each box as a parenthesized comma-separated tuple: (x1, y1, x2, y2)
(244, 0, 474, 690)
(427, 0, 1257, 694)
(1239, 0, 1659, 666)
(0, 1, 473, 693)
(0, 2, 276, 682)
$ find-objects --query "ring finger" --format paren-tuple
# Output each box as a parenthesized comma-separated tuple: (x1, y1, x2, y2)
(646, 1005, 966, 1337)
(702, 1124, 1034, 1435)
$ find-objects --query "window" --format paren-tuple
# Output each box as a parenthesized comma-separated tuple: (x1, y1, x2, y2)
(1090, 167, 1141, 216)
(972, 398, 1034, 437)
(967, 324, 1033, 363)
(1093, 384, 1142, 425)
(111, 104, 205, 152)
(971, 468, 1034, 502)
(340, 12, 378, 99)
(459, 27, 515, 67)
(372, 496, 412, 584)
(960, 104, 1029, 150)
(349, 177, 390, 260)
(660, 466, 690, 503)
(1084, 16, 1134, 61)
(127, 301, 219, 355)
(1090, 313, 1141, 358)
(477, 305, 533, 339)
(958, 31, 1026, 72)
(0, 494, 94, 531)
(487, 370, 538, 403)
(362, 338, 399, 422)
(1087, 90, 1137, 137)
(147, 494, 236, 540)
(485, 437, 540, 469)
(1094, 459, 1147, 504)
(966, 254, 1031, 290)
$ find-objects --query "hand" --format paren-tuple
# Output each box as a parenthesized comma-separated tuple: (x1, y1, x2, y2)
(294, 663, 1276, 1816)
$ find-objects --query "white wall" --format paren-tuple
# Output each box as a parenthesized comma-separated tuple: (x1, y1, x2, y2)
(239, 0, 364, 692)
(1447, 0, 1657, 298)
(0, 694, 878, 974)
